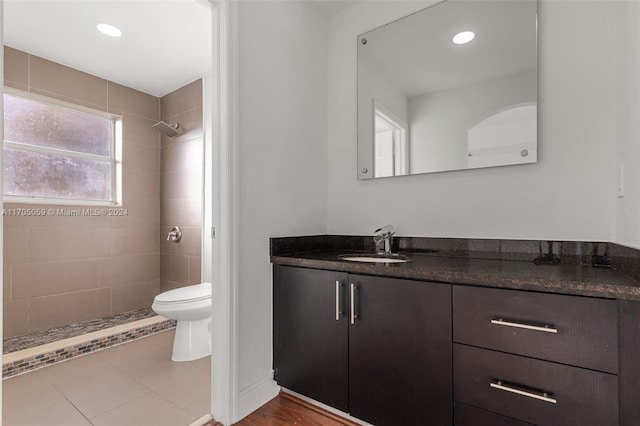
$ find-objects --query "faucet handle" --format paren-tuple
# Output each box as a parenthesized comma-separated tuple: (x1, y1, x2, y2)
(373, 225, 394, 243)
(374, 224, 394, 235)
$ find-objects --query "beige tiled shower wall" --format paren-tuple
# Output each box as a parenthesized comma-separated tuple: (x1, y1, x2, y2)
(159, 80, 203, 292)
(3, 46, 161, 337)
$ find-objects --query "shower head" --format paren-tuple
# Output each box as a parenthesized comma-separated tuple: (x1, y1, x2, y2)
(152, 121, 183, 137)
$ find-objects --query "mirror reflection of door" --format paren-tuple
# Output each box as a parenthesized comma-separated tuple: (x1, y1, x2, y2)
(374, 101, 408, 178)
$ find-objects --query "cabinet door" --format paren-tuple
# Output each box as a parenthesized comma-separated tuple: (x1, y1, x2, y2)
(273, 265, 349, 411)
(348, 275, 452, 426)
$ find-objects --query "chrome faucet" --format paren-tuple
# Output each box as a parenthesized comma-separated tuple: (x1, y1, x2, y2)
(373, 225, 395, 254)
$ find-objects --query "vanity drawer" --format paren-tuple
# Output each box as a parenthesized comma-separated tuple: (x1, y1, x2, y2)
(454, 344, 618, 426)
(454, 402, 533, 426)
(453, 286, 618, 373)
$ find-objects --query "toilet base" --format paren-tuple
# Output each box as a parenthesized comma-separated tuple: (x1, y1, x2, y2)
(172, 317, 211, 362)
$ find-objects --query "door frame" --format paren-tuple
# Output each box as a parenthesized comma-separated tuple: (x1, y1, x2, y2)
(0, 0, 5, 421)
(207, 1, 239, 424)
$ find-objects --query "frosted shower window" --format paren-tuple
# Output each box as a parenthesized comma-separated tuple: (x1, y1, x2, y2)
(3, 92, 121, 204)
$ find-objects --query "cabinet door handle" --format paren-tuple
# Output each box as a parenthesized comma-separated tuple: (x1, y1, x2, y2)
(490, 318, 558, 334)
(335, 281, 341, 321)
(350, 283, 357, 325)
(490, 380, 557, 404)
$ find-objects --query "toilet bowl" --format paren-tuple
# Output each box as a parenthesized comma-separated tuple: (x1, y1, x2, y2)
(152, 282, 212, 362)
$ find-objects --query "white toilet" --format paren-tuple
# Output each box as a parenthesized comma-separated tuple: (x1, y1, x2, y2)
(152, 282, 212, 362)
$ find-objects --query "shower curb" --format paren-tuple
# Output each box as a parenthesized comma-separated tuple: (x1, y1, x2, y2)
(2, 316, 176, 379)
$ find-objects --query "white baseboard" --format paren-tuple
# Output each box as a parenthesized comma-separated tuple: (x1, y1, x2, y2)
(235, 375, 280, 422)
(189, 414, 213, 426)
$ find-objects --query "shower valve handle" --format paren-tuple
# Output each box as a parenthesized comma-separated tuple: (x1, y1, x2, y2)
(167, 226, 182, 242)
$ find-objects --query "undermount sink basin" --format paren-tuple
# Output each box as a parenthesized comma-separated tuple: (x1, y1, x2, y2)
(338, 253, 411, 263)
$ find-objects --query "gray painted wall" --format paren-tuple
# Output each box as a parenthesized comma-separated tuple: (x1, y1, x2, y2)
(327, 1, 623, 243)
(236, 0, 329, 402)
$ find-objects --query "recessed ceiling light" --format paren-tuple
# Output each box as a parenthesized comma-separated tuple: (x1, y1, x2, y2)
(453, 31, 475, 45)
(96, 23, 122, 38)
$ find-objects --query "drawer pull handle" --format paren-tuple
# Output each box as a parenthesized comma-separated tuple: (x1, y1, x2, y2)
(490, 380, 557, 404)
(490, 318, 558, 334)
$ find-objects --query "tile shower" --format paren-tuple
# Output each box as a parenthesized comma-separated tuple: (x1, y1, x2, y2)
(2, 46, 203, 352)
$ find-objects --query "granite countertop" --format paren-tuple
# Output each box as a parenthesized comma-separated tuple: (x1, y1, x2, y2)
(270, 236, 640, 301)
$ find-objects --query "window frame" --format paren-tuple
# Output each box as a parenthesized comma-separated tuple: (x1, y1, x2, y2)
(3, 88, 122, 206)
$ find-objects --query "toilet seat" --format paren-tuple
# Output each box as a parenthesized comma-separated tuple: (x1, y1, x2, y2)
(153, 282, 211, 305)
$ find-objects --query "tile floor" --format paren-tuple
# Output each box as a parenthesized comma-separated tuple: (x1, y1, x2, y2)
(2, 330, 211, 426)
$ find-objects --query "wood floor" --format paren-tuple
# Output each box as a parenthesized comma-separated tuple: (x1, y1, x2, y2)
(206, 393, 359, 426)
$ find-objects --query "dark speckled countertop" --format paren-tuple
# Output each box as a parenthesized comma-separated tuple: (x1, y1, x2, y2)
(270, 235, 640, 301)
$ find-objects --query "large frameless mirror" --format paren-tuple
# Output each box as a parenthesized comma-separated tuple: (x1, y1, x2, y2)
(357, 0, 538, 179)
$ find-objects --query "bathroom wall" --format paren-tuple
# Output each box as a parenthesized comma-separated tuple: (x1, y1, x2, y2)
(3, 46, 161, 337)
(326, 0, 622, 243)
(235, 0, 328, 416)
(159, 80, 203, 292)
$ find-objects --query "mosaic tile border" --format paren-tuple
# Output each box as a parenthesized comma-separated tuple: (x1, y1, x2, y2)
(2, 318, 176, 379)
(3, 307, 158, 354)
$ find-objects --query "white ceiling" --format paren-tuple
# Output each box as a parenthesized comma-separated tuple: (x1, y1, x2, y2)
(3, 0, 212, 98)
(4, 0, 534, 99)
(359, 0, 537, 97)
(312, 0, 360, 17)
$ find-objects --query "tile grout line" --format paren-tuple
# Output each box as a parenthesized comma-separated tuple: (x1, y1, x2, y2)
(58, 388, 94, 426)
(81, 347, 199, 425)
(87, 388, 155, 423)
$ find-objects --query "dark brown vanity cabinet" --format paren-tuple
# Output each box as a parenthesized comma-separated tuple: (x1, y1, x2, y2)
(273, 266, 349, 411)
(453, 286, 619, 426)
(273, 263, 637, 425)
(273, 265, 452, 426)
